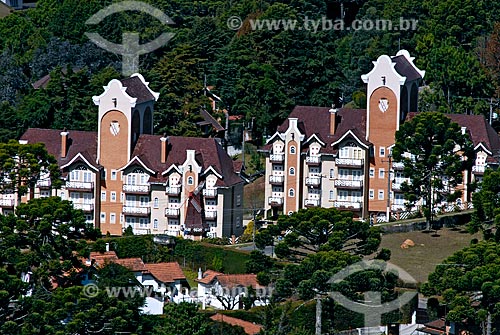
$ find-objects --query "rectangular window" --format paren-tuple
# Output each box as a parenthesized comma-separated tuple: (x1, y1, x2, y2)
(110, 213, 116, 224)
(153, 219, 158, 229)
(329, 190, 334, 200)
(353, 148, 363, 160)
(127, 174, 136, 185)
(369, 168, 375, 178)
(83, 193, 92, 204)
(83, 171, 92, 183)
(111, 192, 116, 202)
(329, 169, 335, 179)
(126, 194, 136, 207)
(70, 170, 79, 181)
(338, 190, 348, 201)
(101, 169, 106, 180)
(369, 189, 374, 199)
(120, 214, 124, 224)
(100, 212, 106, 223)
(236, 194, 241, 206)
(339, 147, 349, 158)
(101, 191, 106, 201)
(378, 190, 384, 200)
(379, 168, 385, 179)
(139, 196, 149, 207)
(111, 170, 117, 180)
(379, 147, 385, 157)
(120, 192, 124, 203)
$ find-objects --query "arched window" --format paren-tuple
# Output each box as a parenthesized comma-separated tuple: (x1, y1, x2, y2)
(289, 167, 295, 175)
(187, 176, 194, 185)
(153, 219, 158, 229)
(153, 197, 159, 208)
(329, 190, 334, 200)
(289, 188, 295, 197)
(290, 146, 296, 154)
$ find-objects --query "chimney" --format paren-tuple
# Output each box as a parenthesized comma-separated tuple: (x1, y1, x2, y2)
(105, 243, 110, 252)
(60, 129, 69, 158)
(160, 135, 168, 164)
(198, 267, 202, 280)
(329, 108, 337, 135)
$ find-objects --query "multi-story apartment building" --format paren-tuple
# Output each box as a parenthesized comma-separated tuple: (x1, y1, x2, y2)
(16, 73, 244, 239)
(263, 50, 500, 220)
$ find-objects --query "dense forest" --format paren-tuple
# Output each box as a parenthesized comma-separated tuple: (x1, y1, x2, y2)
(1, 0, 500, 143)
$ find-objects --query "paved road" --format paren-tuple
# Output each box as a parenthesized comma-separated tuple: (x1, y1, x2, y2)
(236, 243, 274, 257)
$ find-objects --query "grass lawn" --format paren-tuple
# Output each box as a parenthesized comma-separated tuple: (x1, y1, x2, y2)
(377, 227, 482, 283)
(243, 176, 265, 217)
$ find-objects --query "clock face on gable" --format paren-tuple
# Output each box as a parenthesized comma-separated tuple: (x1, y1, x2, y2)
(378, 98, 389, 113)
(110, 121, 120, 136)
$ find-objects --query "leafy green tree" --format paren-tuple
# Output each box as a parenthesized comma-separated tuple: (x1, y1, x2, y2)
(420, 241, 500, 331)
(468, 169, 500, 240)
(264, 207, 381, 261)
(392, 112, 474, 230)
(0, 140, 61, 203)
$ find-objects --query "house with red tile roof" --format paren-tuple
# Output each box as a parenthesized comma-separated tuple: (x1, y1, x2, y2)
(210, 314, 263, 335)
(16, 73, 245, 239)
(196, 269, 270, 310)
(83, 250, 190, 314)
(262, 50, 500, 221)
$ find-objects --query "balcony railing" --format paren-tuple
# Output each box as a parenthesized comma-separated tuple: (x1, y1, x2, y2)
(335, 158, 364, 167)
(333, 201, 362, 210)
(305, 176, 321, 187)
(205, 210, 217, 220)
(0, 199, 15, 207)
(203, 188, 217, 198)
(305, 199, 320, 207)
(73, 203, 94, 212)
(66, 181, 94, 191)
(269, 175, 284, 185)
(123, 184, 150, 194)
(36, 179, 51, 189)
(268, 196, 283, 207)
(334, 179, 363, 189)
(270, 154, 284, 163)
(165, 185, 181, 196)
(392, 182, 404, 192)
(306, 156, 321, 165)
(165, 208, 180, 218)
(391, 204, 407, 211)
(392, 162, 405, 170)
(123, 206, 151, 216)
(472, 165, 485, 174)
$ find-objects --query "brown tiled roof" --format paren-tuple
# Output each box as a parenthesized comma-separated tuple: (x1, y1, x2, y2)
(392, 55, 422, 81)
(132, 135, 243, 186)
(198, 109, 225, 132)
(20, 128, 99, 169)
(217, 274, 259, 289)
(114, 257, 147, 272)
(407, 113, 500, 156)
(144, 262, 186, 283)
(232, 160, 244, 173)
(196, 270, 223, 284)
(88, 251, 119, 267)
(185, 192, 207, 233)
(120, 76, 155, 104)
(210, 314, 263, 335)
(270, 106, 368, 154)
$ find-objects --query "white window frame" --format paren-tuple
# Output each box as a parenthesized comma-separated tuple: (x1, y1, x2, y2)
(110, 192, 116, 202)
(369, 168, 375, 178)
(379, 168, 385, 179)
(369, 189, 374, 199)
(111, 170, 117, 180)
(289, 188, 295, 197)
(378, 190, 384, 200)
(101, 191, 106, 201)
(100, 212, 106, 223)
(110, 213, 116, 224)
(379, 147, 385, 157)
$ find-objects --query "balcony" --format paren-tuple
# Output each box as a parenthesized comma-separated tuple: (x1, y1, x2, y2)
(472, 165, 485, 175)
(391, 204, 407, 212)
(123, 184, 150, 194)
(0, 199, 14, 207)
(305, 198, 320, 207)
(205, 210, 217, 220)
(306, 155, 321, 166)
(73, 203, 94, 212)
(305, 176, 321, 187)
(270, 153, 284, 163)
(333, 201, 362, 210)
(165, 208, 180, 218)
(335, 158, 364, 168)
(66, 181, 94, 191)
(393, 162, 405, 170)
(392, 182, 404, 192)
(37, 179, 51, 189)
(268, 196, 283, 207)
(123, 206, 151, 216)
(269, 175, 284, 185)
(334, 179, 363, 189)
(165, 185, 181, 196)
(203, 188, 217, 198)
